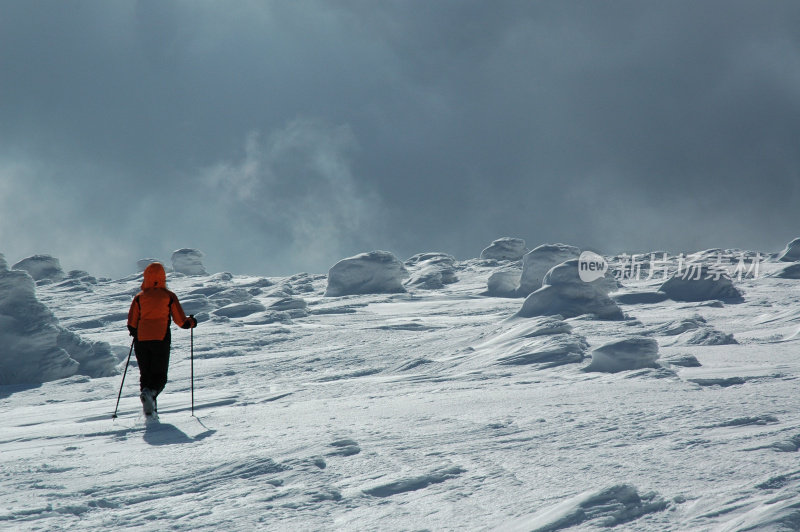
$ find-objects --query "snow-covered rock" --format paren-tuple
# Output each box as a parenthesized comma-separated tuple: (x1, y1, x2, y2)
(659, 265, 742, 302)
(517, 243, 581, 296)
(325, 251, 408, 297)
(517, 259, 624, 320)
(480, 237, 528, 261)
(778, 238, 800, 262)
(584, 337, 660, 373)
(0, 269, 116, 385)
(405, 253, 458, 290)
(171, 248, 207, 275)
(11, 254, 65, 282)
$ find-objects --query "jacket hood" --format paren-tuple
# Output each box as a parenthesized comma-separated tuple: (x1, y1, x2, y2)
(141, 262, 167, 290)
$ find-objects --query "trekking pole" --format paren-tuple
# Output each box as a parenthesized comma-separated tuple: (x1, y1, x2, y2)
(112, 339, 135, 419)
(190, 315, 195, 417)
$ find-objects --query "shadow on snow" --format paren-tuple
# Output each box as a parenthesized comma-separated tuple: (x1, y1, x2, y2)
(143, 420, 216, 446)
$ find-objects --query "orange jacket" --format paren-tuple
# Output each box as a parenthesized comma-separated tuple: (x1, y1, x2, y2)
(127, 263, 191, 341)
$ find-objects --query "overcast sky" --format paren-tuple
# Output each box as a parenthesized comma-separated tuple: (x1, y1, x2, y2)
(2, 1, 799, 278)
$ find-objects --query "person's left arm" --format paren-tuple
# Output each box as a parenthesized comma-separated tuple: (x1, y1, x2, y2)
(169, 291, 196, 328)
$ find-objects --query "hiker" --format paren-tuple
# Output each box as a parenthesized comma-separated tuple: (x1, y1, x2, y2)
(127, 262, 197, 416)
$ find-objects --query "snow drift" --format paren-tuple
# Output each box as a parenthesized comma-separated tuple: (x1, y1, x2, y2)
(474, 317, 589, 368)
(506, 484, 668, 531)
(775, 262, 800, 279)
(325, 251, 408, 296)
(0, 269, 116, 385)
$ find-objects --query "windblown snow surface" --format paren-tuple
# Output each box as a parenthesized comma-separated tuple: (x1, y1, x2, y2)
(3, 251, 800, 531)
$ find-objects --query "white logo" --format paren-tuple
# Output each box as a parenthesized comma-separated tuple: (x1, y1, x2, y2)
(578, 251, 608, 283)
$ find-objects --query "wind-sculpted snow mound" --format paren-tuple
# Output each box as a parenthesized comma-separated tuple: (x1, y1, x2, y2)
(171, 248, 207, 275)
(612, 290, 668, 305)
(56, 330, 116, 379)
(480, 237, 528, 261)
(362, 465, 466, 498)
(137, 258, 163, 272)
(663, 353, 702, 367)
(517, 243, 581, 296)
(775, 262, 800, 279)
(11, 254, 65, 282)
(518, 259, 624, 320)
(707, 472, 800, 531)
(659, 265, 743, 302)
(213, 301, 267, 318)
(486, 268, 522, 297)
(474, 317, 589, 368)
(648, 314, 736, 346)
(209, 287, 254, 305)
(778, 237, 800, 262)
(404, 253, 458, 290)
(505, 484, 668, 531)
(0, 270, 117, 385)
(675, 327, 736, 346)
(584, 337, 660, 373)
(325, 251, 408, 296)
(649, 315, 708, 336)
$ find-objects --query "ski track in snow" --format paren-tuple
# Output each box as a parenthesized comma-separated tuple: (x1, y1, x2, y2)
(3, 259, 800, 530)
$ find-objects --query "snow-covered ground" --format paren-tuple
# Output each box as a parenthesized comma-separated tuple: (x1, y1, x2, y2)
(3, 248, 800, 531)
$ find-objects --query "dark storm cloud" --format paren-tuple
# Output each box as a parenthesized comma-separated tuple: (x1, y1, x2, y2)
(1, 0, 799, 277)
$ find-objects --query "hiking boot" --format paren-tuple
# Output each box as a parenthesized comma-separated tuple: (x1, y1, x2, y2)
(140, 388, 156, 416)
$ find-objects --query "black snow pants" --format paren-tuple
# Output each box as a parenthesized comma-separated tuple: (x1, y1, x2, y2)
(134, 331, 171, 396)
